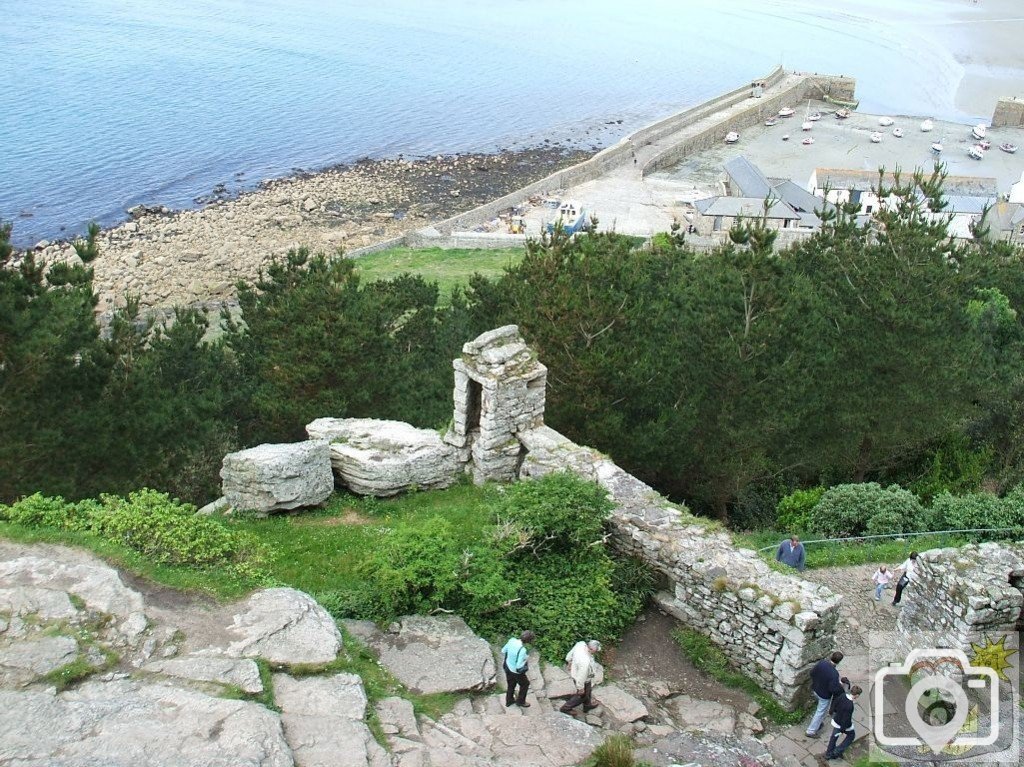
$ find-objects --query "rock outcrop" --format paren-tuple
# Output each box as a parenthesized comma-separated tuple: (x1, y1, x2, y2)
(220, 441, 334, 515)
(361, 615, 496, 695)
(210, 587, 343, 665)
(306, 418, 460, 496)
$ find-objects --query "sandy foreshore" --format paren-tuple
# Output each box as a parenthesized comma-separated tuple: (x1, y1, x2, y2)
(22, 147, 590, 314)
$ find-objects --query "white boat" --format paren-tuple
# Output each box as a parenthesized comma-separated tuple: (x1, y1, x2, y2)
(967, 145, 985, 160)
(778, 107, 795, 118)
(764, 117, 778, 127)
(878, 116, 894, 127)
(807, 112, 822, 121)
(972, 124, 987, 140)
(978, 140, 991, 151)
(781, 134, 790, 141)
(921, 119, 934, 132)
(802, 136, 815, 145)
(724, 131, 740, 144)
(870, 131, 883, 143)
(931, 141, 943, 153)
(835, 109, 851, 119)
(999, 143, 1019, 154)
(892, 127, 904, 138)
(801, 121, 814, 131)
(546, 201, 587, 235)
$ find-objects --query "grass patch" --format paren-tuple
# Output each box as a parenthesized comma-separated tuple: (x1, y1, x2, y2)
(733, 529, 982, 570)
(581, 734, 647, 767)
(671, 627, 808, 725)
(351, 246, 524, 299)
(41, 656, 101, 691)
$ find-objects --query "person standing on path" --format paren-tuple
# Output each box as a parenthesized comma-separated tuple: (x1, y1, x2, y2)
(872, 564, 892, 601)
(501, 630, 534, 708)
(805, 651, 845, 738)
(892, 552, 918, 605)
(560, 639, 601, 714)
(824, 684, 862, 760)
(776, 535, 806, 571)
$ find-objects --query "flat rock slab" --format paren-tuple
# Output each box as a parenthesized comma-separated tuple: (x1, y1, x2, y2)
(593, 683, 649, 723)
(145, 656, 264, 694)
(306, 418, 460, 497)
(0, 635, 79, 687)
(274, 673, 388, 767)
(377, 696, 420, 739)
(541, 663, 576, 699)
(369, 615, 495, 695)
(221, 441, 334, 515)
(0, 679, 292, 767)
(0, 554, 144, 619)
(215, 587, 343, 665)
(635, 731, 772, 767)
(669, 694, 738, 735)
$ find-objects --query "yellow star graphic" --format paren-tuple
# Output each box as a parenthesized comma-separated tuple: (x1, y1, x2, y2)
(970, 635, 1017, 682)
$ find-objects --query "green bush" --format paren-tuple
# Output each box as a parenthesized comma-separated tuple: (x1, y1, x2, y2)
(776, 487, 825, 533)
(929, 490, 1024, 537)
(1, 489, 265, 574)
(809, 483, 926, 538)
(357, 516, 464, 619)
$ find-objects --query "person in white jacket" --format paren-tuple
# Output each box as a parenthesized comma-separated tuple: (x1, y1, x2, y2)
(560, 639, 601, 713)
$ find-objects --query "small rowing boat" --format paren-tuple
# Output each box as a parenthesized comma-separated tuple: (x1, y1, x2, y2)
(892, 127, 904, 138)
(724, 131, 740, 144)
(778, 107, 795, 118)
(870, 131, 882, 143)
(999, 143, 1018, 154)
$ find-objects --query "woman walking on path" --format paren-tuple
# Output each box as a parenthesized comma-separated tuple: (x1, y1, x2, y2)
(892, 552, 918, 605)
(501, 630, 535, 708)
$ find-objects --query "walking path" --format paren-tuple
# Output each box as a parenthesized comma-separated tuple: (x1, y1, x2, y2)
(763, 564, 904, 766)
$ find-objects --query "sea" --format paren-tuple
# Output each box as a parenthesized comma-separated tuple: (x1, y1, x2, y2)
(0, 0, 974, 247)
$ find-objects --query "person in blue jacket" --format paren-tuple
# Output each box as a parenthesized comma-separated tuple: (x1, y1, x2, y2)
(805, 651, 845, 737)
(500, 630, 535, 708)
(776, 535, 806, 571)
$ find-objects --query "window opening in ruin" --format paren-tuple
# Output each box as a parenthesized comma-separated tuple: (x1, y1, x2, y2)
(467, 379, 482, 431)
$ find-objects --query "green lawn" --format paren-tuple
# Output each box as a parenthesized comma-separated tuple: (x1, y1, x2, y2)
(349, 246, 523, 298)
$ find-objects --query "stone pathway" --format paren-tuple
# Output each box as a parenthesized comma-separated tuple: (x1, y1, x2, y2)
(762, 564, 903, 766)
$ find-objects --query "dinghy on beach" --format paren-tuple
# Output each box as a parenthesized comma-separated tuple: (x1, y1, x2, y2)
(921, 119, 934, 132)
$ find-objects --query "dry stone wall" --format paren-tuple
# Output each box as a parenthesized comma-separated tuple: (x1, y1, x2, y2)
(516, 425, 840, 708)
(897, 542, 1024, 651)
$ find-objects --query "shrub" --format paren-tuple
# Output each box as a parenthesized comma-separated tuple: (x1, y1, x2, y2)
(357, 516, 464, 620)
(809, 483, 926, 538)
(1, 493, 73, 528)
(776, 487, 825, 533)
(930, 491, 1024, 537)
(491, 471, 612, 556)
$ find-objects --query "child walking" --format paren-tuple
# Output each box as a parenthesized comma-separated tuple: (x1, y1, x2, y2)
(872, 565, 892, 601)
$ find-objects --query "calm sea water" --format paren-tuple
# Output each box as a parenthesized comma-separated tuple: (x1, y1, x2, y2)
(1, 0, 968, 246)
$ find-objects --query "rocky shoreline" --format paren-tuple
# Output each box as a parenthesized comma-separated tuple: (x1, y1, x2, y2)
(20, 146, 591, 314)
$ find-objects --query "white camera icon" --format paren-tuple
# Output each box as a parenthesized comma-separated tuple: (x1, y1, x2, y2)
(873, 648, 1000, 755)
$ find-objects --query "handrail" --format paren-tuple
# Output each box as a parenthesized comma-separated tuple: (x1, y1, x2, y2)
(756, 527, 1024, 552)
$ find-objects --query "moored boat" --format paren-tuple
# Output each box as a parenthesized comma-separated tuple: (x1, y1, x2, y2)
(835, 109, 851, 119)
(807, 112, 821, 121)
(892, 127, 904, 138)
(967, 144, 985, 160)
(802, 136, 815, 145)
(921, 119, 934, 132)
(999, 143, 1019, 154)
(972, 124, 987, 140)
(724, 131, 740, 144)
(801, 121, 814, 131)
(878, 116, 894, 127)
(978, 140, 991, 151)
(931, 141, 943, 153)
(781, 134, 790, 141)
(870, 131, 882, 143)
(546, 201, 587, 235)
(778, 107, 795, 118)
(764, 117, 778, 127)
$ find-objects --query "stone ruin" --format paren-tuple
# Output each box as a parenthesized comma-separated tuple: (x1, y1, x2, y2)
(443, 324, 547, 484)
(897, 542, 1024, 652)
(217, 325, 840, 707)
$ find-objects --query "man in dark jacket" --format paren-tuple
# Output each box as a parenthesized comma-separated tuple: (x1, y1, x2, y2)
(805, 651, 845, 737)
(825, 684, 862, 760)
(775, 535, 806, 571)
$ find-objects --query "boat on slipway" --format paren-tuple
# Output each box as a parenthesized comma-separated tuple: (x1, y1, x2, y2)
(1000, 143, 1019, 154)
(547, 201, 587, 235)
